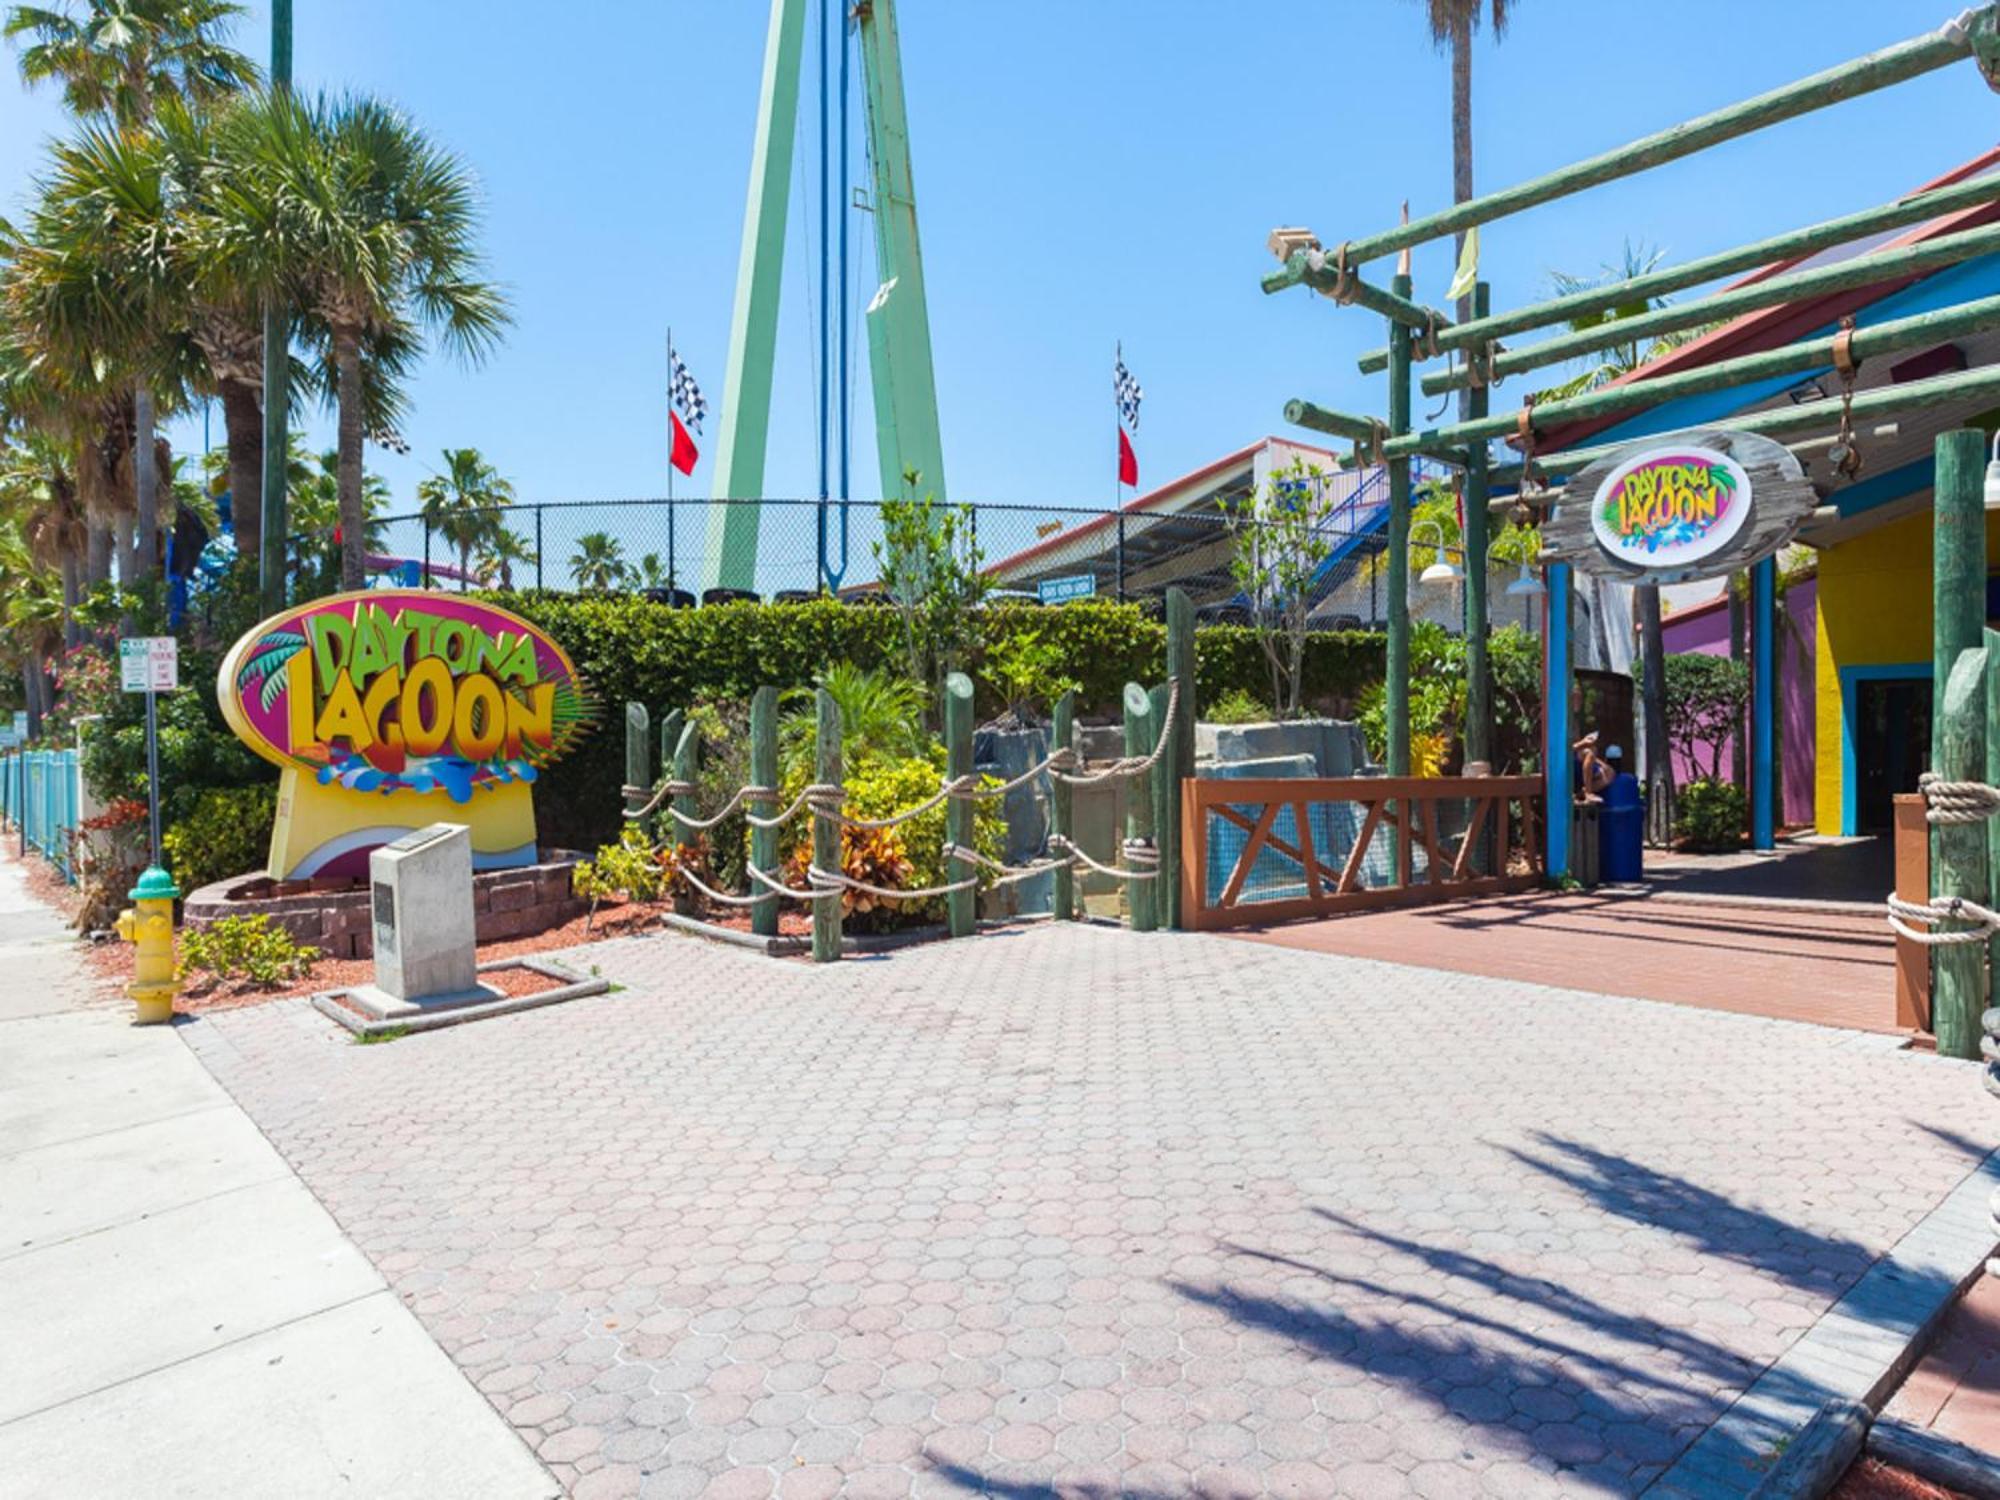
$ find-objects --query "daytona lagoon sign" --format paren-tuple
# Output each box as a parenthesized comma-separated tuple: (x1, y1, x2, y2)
(218, 591, 590, 879)
(1540, 428, 1817, 585)
(1589, 445, 1752, 570)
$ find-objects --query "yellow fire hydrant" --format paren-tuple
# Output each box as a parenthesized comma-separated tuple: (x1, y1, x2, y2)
(116, 865, 181, 1026)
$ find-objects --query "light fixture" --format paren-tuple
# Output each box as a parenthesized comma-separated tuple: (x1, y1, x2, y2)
(1505, 561, 1546, 598)
(1412, 521, 1462, 585)
(1985, 429, 2000, 510)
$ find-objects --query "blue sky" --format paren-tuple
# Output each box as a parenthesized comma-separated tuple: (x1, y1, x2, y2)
(0, 1, 1991, 519)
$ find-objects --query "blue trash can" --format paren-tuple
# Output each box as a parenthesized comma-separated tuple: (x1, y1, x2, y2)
(1599, 771, 1645, 883)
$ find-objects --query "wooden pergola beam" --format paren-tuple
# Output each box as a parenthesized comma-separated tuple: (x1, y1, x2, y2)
(1356, 170, 2000, 375)
(1423, 219, 2000, 396)
(1322, 9, 1995, 270)
(1377, 292, 2000, 458)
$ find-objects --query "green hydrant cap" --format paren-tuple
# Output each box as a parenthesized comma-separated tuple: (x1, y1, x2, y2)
(129, 866, 180, 902)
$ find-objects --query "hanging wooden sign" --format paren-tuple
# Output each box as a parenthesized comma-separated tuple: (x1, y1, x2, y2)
(1537, 427, 1817, 584)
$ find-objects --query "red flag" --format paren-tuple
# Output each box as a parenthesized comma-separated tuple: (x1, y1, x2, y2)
(670, 409, 699, 477)
(1118, 426, 1138, 488)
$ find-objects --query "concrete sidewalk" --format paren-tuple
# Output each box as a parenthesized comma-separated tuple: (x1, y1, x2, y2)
(0, 855, 556, 1500)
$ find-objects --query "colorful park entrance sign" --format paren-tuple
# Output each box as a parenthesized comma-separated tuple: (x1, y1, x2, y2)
(1588, 445, 1751, 569)
(218, 591, 588, 879)
(1540, 427, 1817, 585)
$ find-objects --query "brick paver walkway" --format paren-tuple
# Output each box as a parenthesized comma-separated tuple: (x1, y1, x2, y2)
(1228, 890, 1899, 1033)
(183, 924, 1995, 1499)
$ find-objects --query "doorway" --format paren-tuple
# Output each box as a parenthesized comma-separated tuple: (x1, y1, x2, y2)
(1853, 675, 1932, 835)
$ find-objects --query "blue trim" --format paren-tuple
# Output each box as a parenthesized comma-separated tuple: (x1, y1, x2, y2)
(1543, 563, 1572, 877)
(1838, 662, 1932, 836)
(1750, 558, 1777, 849)
(1834, 455, 1936, 520)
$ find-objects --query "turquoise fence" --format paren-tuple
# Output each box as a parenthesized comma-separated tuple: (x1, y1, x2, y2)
(0, 750, 81, 882)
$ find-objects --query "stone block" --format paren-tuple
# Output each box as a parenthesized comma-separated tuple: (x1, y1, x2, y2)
(489, 879, 537, 914)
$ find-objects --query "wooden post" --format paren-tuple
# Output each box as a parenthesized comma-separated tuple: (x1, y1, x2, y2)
(1988, 630, 2000, 991)
(1462, 281, 1493, 799)
(1123, 682, 1157, 933)
(670, 716, 700, 916)
(944, 671, 975, 938)
(1050, 690, 1075, 921)
(812, 687, 842, 963)
(1162, 587, 1196, 929)
(1149, 681, 1172, 926)
(1934, 646, 1988, 1061)
(1934, 431, 1986, 770)
(749, 686, 779, 937)
(623, 702, 651, 830)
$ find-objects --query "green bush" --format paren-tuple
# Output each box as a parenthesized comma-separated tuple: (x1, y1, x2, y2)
(781, 747, 1006, 931)
(180, 914, 320, 987)
(491, 594, 1388, 851)
(1677, 776, 1746, 851)
(1206, 687, 1273, 725)
(162, 784, 278, 895)
(1355, 621, 1542, 771)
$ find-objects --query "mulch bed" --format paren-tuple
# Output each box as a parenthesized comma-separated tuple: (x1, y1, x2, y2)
(85, 893, 842, 1016)
(1832, 1457, 1967, 1500)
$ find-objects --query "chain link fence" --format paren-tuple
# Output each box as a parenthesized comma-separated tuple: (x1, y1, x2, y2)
(373, 496, 1473, 628)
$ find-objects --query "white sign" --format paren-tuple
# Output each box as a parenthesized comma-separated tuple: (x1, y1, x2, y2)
(0, 730, 16, 751)
(9, 711, 24, 738)
(120, 637, 179, 693)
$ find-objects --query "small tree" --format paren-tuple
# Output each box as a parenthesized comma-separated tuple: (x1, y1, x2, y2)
(1223, 460, 1336, 719)
(1662, 652, 1747, 782)
(872, 473, 988, 710)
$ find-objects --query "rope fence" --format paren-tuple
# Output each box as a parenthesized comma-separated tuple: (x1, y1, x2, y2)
(621, 678, 1182, 907)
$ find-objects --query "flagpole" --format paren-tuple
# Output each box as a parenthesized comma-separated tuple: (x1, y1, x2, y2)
(667, 329, 677, 594)
(1114, 340, 1125, 601)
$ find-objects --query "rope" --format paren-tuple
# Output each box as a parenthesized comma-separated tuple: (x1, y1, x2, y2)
(745, 862, 839, 902)
(1052, 678, 1181, 787)
(621, 779, 696, 821)
(807, 864, 980, 901)
(676, 865, 776, 908)
(1051, 833, 1158, 881)
(744, 783, 843, 830)
(942, 841, 1071, 888)
(1886, 892, 2000, 945)
(1919, 773, 2000, 825)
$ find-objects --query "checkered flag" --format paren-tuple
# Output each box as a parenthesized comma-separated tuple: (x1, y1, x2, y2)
(670, 345, 707, 435)
(1113, 348, 1142, 431)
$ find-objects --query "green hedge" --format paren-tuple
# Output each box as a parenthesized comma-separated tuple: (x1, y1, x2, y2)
(492, 594, 1387, 850)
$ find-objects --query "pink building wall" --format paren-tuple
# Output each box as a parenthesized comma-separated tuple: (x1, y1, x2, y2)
(1659, 576, 1817, 828)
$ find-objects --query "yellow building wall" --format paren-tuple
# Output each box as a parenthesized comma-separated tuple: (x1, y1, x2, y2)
(1814, 508, 2000, 833)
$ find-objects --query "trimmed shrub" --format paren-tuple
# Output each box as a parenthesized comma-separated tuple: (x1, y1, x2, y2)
(162, 783, 278, 894)
(1677, 776, 1746, 851)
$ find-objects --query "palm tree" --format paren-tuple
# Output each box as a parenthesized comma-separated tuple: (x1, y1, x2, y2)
(5, 0, 255, 127)
(778, 662, 926, 782)
(1415, 0, 1511, 404)
(5, 1, 258, 583)
(569, 531, 626, 592)
(285, 443, 386, 594)
(211, 90, 509, 590)
(478, 524, 536, 590)
(416, 446, 513, 591)
(634, 551, 673, 591)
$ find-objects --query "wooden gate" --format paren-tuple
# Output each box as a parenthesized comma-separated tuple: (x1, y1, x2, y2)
(1179, 775, 1544, 931)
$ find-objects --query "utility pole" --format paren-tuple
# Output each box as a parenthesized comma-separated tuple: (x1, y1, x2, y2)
(258, 0, 294, 612)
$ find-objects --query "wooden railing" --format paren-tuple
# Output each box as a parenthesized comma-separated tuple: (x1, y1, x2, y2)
(1179, 774, 1545, 931)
